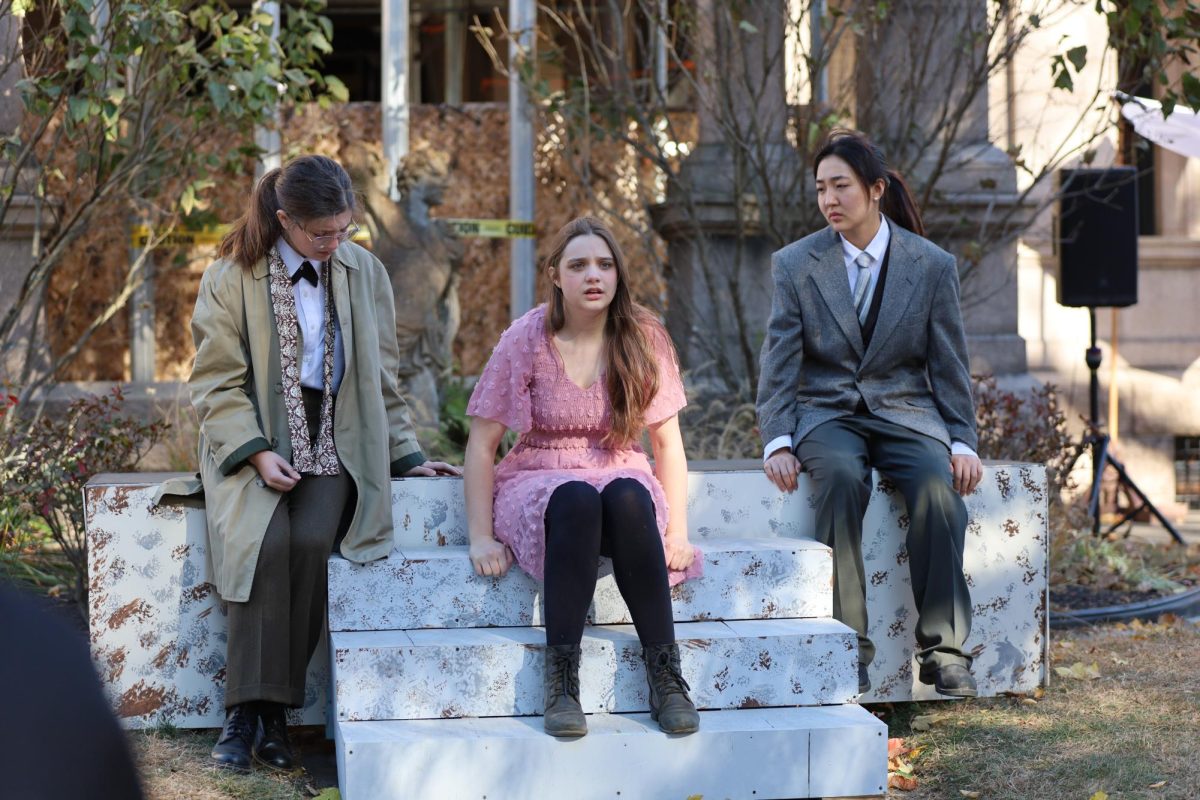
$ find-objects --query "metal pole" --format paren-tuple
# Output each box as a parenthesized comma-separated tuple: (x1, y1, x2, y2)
(509, 0, 537, 318)
(253, 1, 282, 178)
(383, 0, 411, 201)
(129, 242, 155, 383)
(654, 0, 668, 102)
(1109, 307, 1120, 442)
(445, 9, 463, 105)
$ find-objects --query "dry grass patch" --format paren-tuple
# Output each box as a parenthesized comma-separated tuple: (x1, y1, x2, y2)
(877, 617, 1200, 799)
(131, 727, 323, 800)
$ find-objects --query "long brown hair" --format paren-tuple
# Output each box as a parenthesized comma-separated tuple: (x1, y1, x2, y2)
(218, 155, 358, 268)
(813, 129, 926, 236)
(544, 216, 666, 447)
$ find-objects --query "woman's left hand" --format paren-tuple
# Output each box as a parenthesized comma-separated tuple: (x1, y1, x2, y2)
(402, 460, 463, 477)
(664, 534, 695, 572)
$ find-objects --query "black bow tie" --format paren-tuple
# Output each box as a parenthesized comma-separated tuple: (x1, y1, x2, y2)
(291, 261, 319, 287)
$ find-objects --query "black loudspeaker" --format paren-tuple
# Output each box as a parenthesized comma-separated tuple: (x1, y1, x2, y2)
(1056, 167, 1139, 308)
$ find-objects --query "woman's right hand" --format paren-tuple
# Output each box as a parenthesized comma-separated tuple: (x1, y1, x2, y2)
(249, 450, 301, 492)
(469, 537, 513, 578)
(764, 448, 801, 493)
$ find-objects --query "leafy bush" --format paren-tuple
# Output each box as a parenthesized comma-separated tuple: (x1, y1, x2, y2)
(679, 390, 760, 461)
(1, 387, 168, 609)
(971, 375, 1095, 583)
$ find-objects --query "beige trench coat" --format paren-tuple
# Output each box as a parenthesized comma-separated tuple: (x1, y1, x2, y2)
(160, 242, 424, 602)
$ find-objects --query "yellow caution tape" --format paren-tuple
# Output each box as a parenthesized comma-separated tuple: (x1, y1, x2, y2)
(130, 224, 229, 248)
(129, 224, 371, 249)
(129, 218, 532, 248)
(444, 219, 536, 238)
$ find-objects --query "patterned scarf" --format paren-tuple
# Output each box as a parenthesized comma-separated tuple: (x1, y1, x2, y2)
(266, 245, 340, 475)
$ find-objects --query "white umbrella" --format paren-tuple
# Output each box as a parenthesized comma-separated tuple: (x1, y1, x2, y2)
(1118, 92, 1200, 159)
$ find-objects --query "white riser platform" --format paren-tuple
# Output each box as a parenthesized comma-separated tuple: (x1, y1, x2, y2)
(335, 706, 888, 800)
(327, 537, 833, 631)
(385, 466, 1049, 703)
(331, 619, 858, 721)
(84, 463, 1047, 727)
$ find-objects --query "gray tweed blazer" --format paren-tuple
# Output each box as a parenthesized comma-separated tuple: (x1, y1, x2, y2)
(755, 219, 978, 451)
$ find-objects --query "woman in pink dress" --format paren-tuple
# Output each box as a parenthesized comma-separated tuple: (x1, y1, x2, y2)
(463, 216, 703, 737)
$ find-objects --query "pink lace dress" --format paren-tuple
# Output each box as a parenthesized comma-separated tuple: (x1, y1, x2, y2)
(467, 305, 704, 586)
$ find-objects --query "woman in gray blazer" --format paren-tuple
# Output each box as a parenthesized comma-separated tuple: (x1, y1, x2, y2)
(756, 130, 983, 698)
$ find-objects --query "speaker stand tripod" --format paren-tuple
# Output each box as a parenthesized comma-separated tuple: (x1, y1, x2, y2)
(1083, 307, 1185, 544)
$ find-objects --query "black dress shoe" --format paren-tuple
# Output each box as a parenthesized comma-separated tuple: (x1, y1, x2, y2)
(253, 703, 296, 771)
(858, 663, 871, 694)
(211, 703, 257, 771)
(918, 663, 978, 697)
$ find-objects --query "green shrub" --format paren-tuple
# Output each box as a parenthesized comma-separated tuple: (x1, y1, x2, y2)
(1, 387, 168, 611)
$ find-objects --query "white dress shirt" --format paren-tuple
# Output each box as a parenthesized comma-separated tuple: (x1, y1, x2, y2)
(277, 237, 345, 394)
(763, 216, 977, 461)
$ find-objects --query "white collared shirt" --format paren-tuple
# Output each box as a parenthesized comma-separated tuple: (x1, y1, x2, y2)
(277, 237, 345, 394)
(842, 215, 890, 299)
(762, 216, 976, 461)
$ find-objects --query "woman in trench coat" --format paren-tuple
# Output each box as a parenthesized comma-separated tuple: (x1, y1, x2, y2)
(188, 154, 458, 772)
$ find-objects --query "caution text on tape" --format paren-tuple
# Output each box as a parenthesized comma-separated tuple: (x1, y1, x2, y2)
(444, 219, 536, 238)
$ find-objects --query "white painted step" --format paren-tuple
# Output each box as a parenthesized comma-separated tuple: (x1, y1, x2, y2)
(382, 466, 1051, 704)
(331, 618, 858, 721)
(335, 705, 888, 800)
(387, 470, 815, 548)
(327, 537, 833, 631)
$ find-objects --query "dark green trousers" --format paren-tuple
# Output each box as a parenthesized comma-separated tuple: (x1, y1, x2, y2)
(224, 389, 353, 708)
(797, 415, 971, 670)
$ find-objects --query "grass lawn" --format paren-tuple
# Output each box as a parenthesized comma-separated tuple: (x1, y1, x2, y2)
(874, 616, 1200, 799)
(127, 618, 1200, 799)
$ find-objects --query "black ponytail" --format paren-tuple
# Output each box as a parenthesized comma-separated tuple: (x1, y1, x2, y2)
(813, 130, 925, 237)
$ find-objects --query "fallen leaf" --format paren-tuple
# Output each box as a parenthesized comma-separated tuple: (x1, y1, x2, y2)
(960, 792, 981, 799)
(1033, 687, 1046, 699)
(910, 714, 943, 731)
(1054, 661, 1101, 680)
(889, 774, 918, 791)
(1089, 792, 1109, 800)
(1149, 780, 1167, 788)
(313, 790, 340, 800)
(1021, 697, 1038, 706)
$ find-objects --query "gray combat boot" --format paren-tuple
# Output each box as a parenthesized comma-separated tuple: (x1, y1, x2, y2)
(643, 643, 700, 734)
(543, 644, 587, 737)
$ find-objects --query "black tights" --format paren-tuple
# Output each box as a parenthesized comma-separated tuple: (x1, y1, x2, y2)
(543, 479, 675, 648)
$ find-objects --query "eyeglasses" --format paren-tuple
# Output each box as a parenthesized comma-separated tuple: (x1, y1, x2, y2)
(292, 221, 360, 247)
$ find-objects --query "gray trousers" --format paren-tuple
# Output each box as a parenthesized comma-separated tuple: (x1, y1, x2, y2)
(797, 415, 971, 670)
(225, 389, 353, 708)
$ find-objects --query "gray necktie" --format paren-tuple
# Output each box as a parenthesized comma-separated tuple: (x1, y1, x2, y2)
(852, 251, 875, 324)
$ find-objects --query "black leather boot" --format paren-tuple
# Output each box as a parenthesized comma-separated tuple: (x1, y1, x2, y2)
(211, 703, 257, 771)
(918, 662, 978, 698)
(253, 702, 296, 771)
(643, 644, 700, 734)
(543, 644, 587, 737)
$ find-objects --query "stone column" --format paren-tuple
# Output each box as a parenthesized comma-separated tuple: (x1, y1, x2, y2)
(651, 0, 800, 390)
(857, 0, 1029, 375)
